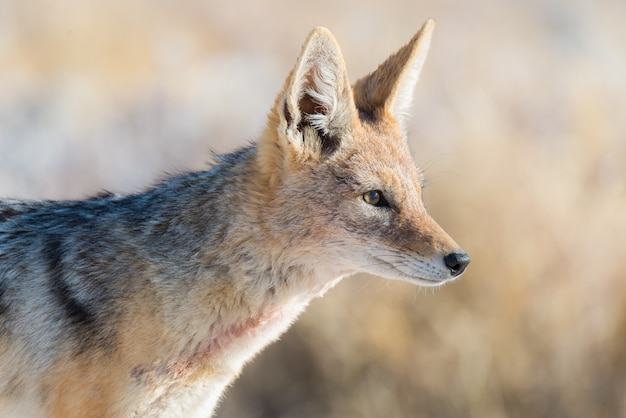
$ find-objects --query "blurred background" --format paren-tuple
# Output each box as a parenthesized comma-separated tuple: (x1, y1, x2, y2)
(1, 0, 625, 416)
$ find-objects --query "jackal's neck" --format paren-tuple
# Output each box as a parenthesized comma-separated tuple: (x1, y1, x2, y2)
(139, 145, 347, 369)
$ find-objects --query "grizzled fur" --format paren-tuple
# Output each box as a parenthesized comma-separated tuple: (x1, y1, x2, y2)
(0, 21, 468, 417)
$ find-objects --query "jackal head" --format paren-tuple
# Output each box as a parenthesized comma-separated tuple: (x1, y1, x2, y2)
(258, 20, 469, 287)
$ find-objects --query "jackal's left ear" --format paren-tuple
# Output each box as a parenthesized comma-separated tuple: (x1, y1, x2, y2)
(353, 20, 434, 132)
(279, 27, 356, 157)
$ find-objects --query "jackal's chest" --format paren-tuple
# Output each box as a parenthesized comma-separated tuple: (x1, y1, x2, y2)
(129, 300, 309, 417)
(134, 299, 308, 385)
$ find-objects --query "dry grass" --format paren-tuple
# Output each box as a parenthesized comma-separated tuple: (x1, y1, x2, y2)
(1, 0, 625, 416)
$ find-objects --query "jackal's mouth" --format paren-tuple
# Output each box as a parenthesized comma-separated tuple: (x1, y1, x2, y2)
(370, 255, 454, 287)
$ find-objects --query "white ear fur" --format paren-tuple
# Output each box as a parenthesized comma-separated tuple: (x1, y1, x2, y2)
(303, 61, 340, 136)
(282, 27, 355, 154)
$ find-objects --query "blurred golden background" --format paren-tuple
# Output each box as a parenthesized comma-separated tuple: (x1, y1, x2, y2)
(1, 0, 625, 416)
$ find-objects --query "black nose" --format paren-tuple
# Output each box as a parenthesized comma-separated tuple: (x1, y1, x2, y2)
(444, 252, 470, 277)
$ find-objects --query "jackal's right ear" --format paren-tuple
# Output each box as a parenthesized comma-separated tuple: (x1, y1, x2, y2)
(278, 27, 356, 159)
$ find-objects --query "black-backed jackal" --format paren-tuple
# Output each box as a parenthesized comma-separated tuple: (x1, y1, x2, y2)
(0, 20, 469, 417)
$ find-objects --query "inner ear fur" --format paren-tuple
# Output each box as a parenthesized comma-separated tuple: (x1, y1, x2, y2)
(281, 27, 356, 157)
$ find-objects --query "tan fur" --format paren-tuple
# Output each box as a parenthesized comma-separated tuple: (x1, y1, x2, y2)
(0, 20, 469, 417)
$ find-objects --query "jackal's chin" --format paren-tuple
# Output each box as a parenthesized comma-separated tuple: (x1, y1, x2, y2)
(375, 268, 455, 288)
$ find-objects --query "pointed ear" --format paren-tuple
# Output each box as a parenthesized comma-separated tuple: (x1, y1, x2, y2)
(353, 19, 434, 131)
(279, 27, 356, 158)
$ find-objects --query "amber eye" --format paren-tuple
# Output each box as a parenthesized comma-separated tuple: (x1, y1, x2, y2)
(363, 190, 388, 207)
